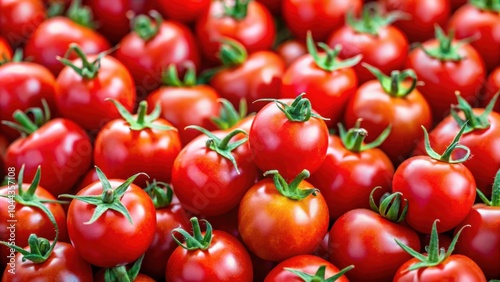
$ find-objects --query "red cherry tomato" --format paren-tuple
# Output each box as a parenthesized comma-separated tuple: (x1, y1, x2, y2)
(156, 0, 210, 24)
(482, 66, 500, 113)
(0, 0, 46, 48)
(276, 39, 307, 67)
(265, 255, 350, 282)
(88, 0, 132, 43)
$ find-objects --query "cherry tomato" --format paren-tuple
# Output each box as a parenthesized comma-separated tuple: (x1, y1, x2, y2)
(482, 66, 500, 113)
(156, 0, 210, 24)
(88, 0, 131, 43)
(0, 0, 46, 48)
(276, 39, 307, 67)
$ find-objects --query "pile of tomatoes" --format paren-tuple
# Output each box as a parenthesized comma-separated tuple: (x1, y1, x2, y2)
(1, 0, 500, 281)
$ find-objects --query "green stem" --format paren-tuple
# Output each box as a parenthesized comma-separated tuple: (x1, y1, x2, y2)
(218, 38, 248, 67)
(421, 122, 470, 164)
(263, 170, 319, 201)
(223, 0, 250, 20)
(132, 11, 162, 41)
(363, 63, 418, 97)
(338, 119, 391, 152)
(306, 31, 362, 72)
(255, 94, 327, 122)
(172, 217, 213, 250)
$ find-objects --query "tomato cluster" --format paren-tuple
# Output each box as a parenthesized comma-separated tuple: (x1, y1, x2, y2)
(1, 0, 500, 281)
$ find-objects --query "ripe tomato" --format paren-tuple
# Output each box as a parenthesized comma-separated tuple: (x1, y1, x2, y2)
(93, 256, 156, 282)
(344, 65, 432, 164)
(249, 95, 329, 181)
(210, 39, 285, 113)
(406, 27, 486, 123)
(62, 169, 156, 268)
(327, 5, 409, 83)
(329, 192, 420, 282)
(0, 0, 46, 48)
(309, 122, 394, 221)
(448, 1, 500, 72)
(238, 170, 329, 262)
(264, 255, 351, 282)
(87, 0, 131, 44)
(146, 64, 220, 145)
(0, 60, 58, 141)
(195, 0, 275, 63)
(171, 127, 258, 216)
(283, 0, 362, 42)
(379, 0, 450, 43)
(55, 45, 136, 132)
(156, 0, 210, 23)
(166, 217, 253, 281)
(482, 66, 500, 113)
(393, 125, 476, 233)
(115, 13, 200, 98)
(276, 39, 307, 67)
(281, 32, 360, 128)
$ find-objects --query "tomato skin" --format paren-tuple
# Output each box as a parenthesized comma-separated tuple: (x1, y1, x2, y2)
(24, 17, 111, 75)
(329, 209, 420, 282)
(308, 135, 394, 221)
(166, 230, 253, 282)
(0, 0, 46, 48)
(5, 119, 93, 196)
(344, 80, 432, 164)
(453, 204, 500, 280)
(210, 51, 285, 113)
(171, 131, 258, 216)
(327, 25, 409, 83)
(406, 39, 485, 123)
(238, 178, 329, 262)
(280, 55, 358, 128)
(1, 242, 93, 282)
(276, 39, 307, 67)
(393, 254, 486, 282)
(264, 255, 349, 282)
(195, 1, 275, 63)
(88, 0, 131, 43)
(0, 184, 69, 266)
(482, 67, 500, 113)
(0, 62, 58, 141)
(146, 85, 220, 146)
(67, 180, 156, 268)
(249, 99, 329, 181)
(283, 0, 362, 42)
(392, 156, 476, 234)
(115, 20, 200, 98)
(55, 55, 136, 132)
(0, 37, 12, 59)
(380, 0, 450, 43)
(448, 4, 500, 72)
(156, 0, 211, 23)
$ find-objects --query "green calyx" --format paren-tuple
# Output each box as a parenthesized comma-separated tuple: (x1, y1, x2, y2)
(307, 31, 362, 72)
(369, 187, 408, 222)
(57, 43, 116, 80)
(363, 63, 419, 98)
(144, 180, 173, 209)
(185, 126, 248, 174)
(161, 63, 197, 87)
(264, 170, 319, 201)
(223, 0, 250, 20)
(286, 265, 354, 282)
(66, 0, 95, 28)
(108, 99, 176, 132)
(218, 38, 248, 67)
(256, 93, 327, 122)
(451, 92, 498, 134)
(346, 3, 408, 35)
(418, 26, 473, 62)
(395, 220, 470, 271)
(59, 167, 146, 225)
(477, 168, 500, 206)
(132, 10, 162, 41)
(172, 217, 213, 250)
(470, 0, 500, 12)
(2, 99, 51, 136)
(104, 255, 144, 282)
(0, 49, 24, 66)
(421, 121, 471, 164)
(211, 98, 249, 130)
(338, 119, 391, 153)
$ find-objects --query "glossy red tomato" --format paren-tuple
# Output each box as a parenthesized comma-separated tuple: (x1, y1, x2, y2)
(5, 117, 92, 196)
(406, 28, 485, 123)
(156, 0, 210, 23)
(24, 16, 110, 75)
(238, 171, 329, 262)
(56, 48, 136, 132)
(380, 0, 450, 43)
(0, 0, 46, 48)
(2, 242, 93, 281)
(283, 0, 362, 42)
(249, 96, 329, 181)
(264, 255, 350, 282)
(448, 2, 500, 72)
(276, 39, 307, 67)
(0, 37, 12, 59)
(327, 6, 409, 83)
(0, 61, 58, 141)
(65, 176, 156, 268)
(88, 0, 131, 43)
(195, 0, 275, 63)
(482, 67, 500, 113)
(166, 218, 253, 281)
(115, 15, 200, 98)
